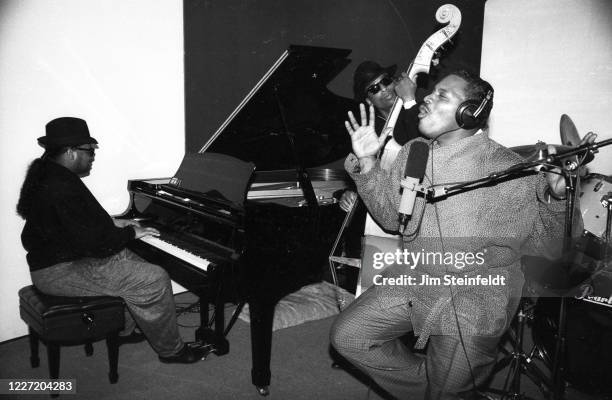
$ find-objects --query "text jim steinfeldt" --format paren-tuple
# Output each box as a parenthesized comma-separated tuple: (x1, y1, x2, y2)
(373, 274, 506, 286)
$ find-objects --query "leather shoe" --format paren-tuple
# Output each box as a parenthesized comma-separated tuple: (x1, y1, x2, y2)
(158, 343, 206, 364)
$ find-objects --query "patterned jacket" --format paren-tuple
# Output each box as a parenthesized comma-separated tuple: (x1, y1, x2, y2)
(346, 132, 566, 348)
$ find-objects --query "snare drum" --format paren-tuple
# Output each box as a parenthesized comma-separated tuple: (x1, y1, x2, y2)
(580, 173, 612, 238)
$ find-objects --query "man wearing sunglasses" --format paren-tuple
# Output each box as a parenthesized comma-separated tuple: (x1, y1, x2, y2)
(353, 61, 421, 149)
(16, 117, 207, 364)
(339, 61, 422, 213)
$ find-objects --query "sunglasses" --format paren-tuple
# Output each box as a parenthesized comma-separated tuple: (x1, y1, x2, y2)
(74, 147, 96, 156)
(366, 76, 394, 95)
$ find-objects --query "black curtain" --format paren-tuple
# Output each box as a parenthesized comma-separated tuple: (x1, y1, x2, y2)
(184, 0, 486, 152)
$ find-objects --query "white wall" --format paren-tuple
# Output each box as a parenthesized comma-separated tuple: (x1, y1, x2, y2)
(482, 0, 612, 175)
(0, 1, 184, 342)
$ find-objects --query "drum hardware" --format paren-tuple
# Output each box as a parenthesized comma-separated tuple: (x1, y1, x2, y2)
(580, 173, 612, 239)
(485, 297, 553, 400)
(550, 170, 578, 400)
(602, 191, 612, 254)
(534, 134, 612, 399)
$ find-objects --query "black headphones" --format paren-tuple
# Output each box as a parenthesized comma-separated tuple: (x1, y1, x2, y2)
(455, 89, 493, 130)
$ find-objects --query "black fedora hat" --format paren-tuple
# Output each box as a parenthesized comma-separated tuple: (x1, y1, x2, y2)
(38, 117, 98, 148)
(353, 61, 397, 102)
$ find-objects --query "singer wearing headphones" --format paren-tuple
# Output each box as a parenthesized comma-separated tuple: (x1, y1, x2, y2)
(330, 70, 596, 399)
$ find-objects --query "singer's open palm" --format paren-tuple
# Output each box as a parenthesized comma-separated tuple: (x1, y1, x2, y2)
(345, 103, 388, 159)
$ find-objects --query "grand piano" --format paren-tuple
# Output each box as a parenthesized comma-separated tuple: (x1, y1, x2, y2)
(121, 45, 357, 394)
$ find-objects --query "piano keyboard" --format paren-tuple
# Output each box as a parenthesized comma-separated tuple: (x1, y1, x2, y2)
(138, 235, 211, 271)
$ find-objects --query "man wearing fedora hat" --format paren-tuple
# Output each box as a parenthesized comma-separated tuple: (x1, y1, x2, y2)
(339, 60, 422, 213)
(352, 61, 421, 143)
(17, 117, 207, 364)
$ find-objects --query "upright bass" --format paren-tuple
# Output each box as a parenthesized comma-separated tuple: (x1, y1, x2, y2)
(379, 4, 462, 169)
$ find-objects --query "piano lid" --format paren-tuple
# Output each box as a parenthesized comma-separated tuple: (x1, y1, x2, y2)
(198, 45, 356, 172)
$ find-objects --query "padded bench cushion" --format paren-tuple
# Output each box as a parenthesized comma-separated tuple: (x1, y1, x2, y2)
(19, 286, 125, 343)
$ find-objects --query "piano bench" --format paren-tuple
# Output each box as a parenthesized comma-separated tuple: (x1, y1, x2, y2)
(18, 285, 125, 393)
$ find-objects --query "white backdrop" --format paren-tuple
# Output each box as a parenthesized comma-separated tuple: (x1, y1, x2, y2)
(482, 0, 612, 175)
(0, 1, 184, 342)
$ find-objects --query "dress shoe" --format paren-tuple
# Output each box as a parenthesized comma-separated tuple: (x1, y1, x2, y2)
(158, 343, 207, 364)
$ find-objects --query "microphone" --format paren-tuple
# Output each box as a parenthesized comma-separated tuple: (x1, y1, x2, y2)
(398, 141, 429, 233)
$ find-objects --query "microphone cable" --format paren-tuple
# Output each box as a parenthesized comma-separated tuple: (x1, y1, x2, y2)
(428, 133, 478, 395)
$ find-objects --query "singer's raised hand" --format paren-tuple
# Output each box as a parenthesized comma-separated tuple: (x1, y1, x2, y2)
(345, 103, 387, 159)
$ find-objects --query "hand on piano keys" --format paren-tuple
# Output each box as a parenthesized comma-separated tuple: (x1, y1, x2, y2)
(133, 226, 161, 239)
(118, 218, 212, 271)
(114, 218, 160, 239)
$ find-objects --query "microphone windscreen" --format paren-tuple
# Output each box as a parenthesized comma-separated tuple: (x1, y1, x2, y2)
(404, 141, 429, 179)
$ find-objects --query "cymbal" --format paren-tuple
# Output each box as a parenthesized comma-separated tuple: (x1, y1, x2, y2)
(510, 143, 572, 159)
(510, 143, 594, 164)
(560, 114, 581, 147)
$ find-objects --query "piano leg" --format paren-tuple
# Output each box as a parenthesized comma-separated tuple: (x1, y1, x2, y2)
(249, 296, 276, 396)
(213, 285, 229, 355)
(194, 288, 210, 343)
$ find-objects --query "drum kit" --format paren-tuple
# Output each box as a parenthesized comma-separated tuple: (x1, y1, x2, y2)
(487, 115, 612, 400)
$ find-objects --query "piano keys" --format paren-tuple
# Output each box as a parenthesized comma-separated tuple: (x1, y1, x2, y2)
(121, 45, 357, 393)
(139, 234, 211, 271)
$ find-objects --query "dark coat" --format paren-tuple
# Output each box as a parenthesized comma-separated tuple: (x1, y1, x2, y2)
(18, 159, 134, 271)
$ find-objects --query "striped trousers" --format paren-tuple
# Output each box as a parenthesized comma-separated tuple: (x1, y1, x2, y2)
(30, 248, 184, 357)
(330, 286, 500, 400)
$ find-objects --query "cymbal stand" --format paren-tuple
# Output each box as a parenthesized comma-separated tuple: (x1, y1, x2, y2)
(485, 298, 552, 400)
(603, 192, 612, 260)
(551, 167, 579, 400)
(543, 139, 612, 399)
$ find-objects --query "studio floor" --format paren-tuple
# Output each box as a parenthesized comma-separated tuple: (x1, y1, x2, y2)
(0, 291, 608, 400)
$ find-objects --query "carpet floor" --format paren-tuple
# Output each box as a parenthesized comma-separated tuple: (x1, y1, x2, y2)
(0, 291, 605, 399)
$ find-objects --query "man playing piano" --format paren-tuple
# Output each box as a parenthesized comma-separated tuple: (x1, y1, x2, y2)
(16, 117, 207, 364)
(331, 70, 596, 399)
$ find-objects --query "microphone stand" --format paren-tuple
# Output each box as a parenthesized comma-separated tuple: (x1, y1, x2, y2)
(550, 167, 578, 400)
(422, 138, 612, 199)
